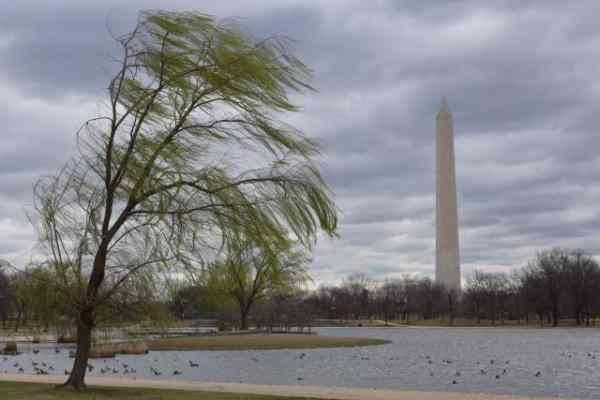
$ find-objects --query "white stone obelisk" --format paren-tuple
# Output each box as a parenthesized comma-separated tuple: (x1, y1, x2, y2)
(435, 98, 461, 292)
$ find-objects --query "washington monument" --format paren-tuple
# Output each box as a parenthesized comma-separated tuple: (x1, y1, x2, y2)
(435, 98, 461, 291)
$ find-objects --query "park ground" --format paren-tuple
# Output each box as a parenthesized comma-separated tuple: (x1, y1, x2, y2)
(0, 377, 575, 400)
(0, 381, 312, 400)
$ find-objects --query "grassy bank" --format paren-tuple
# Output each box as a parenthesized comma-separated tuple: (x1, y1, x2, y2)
(147, 334, 389, 351)
(0, 381, 317, 400)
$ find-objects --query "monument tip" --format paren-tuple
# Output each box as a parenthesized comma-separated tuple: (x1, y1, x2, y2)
(439, 97, 450, 113)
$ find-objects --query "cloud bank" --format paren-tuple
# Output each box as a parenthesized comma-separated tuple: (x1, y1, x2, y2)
(2, 1, 600, 284)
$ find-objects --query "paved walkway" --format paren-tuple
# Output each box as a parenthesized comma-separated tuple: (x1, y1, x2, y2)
(0, 374, 577, 400)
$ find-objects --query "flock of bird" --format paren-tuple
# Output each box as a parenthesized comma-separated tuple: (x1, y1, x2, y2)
(410, 351, 600, 386)
(340, 350, 600, 387)
(0, 346, 598, 388)
(1, 357, 55, 375)
(424, 356, 532, 385)
(0, 348, 202, 377)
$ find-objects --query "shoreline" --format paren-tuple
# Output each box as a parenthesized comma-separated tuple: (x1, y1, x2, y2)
(0, 374, 576, 400)
(3, 322, 599, 341)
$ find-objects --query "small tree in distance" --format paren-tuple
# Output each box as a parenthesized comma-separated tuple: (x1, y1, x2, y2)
(34, 10, 337, 389)
(204, 238, 310, 330)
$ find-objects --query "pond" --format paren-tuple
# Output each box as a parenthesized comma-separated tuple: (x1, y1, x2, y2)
(2, 327, 600, 398)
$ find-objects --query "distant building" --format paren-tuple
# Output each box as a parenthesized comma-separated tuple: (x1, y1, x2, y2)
(435, 98, 461, 292)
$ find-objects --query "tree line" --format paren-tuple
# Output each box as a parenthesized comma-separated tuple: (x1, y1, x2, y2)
(3, 247, 599, 335)
(165, 248, 600, 329)
(308, 249, 600, 327)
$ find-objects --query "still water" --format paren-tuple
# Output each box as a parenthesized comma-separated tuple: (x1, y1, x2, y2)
(2, 327, 600, 398)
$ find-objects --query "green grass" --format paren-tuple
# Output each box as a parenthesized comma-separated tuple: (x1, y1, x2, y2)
(147, 334, 389, 351)
(0, 382, 318, 400)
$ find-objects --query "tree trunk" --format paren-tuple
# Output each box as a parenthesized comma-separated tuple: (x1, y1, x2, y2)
(63, 239, 109, 389)
(575, 302, 582, 325)
(447, 294, 454, 326)
(14, 310, 21, 332)
(239, 302, 251, 331)
(240, 307, 249, 330)
(64, 312, 93, 389)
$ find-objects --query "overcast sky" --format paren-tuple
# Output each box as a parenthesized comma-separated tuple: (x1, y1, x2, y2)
(1, 0, 600, 284)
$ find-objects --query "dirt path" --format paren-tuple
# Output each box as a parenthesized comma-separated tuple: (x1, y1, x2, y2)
(0, 374, 575, 400)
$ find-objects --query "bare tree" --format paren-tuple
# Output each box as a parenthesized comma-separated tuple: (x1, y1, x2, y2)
(0, 266, 10, 328)
(563, 250, 599, 325)
(34, 11, 337, 389)
(342, 273, 375, 320)
(464, 271, 487, 324)
(524, 249, 566, 327)
(376, 279, 404, 324)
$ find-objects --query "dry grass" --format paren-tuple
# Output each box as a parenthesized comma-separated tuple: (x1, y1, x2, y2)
(147, 334, 389, 351)
(0, 381, 316, 400)
(89, 342, 149, 358)
(1, 341, 18, 355)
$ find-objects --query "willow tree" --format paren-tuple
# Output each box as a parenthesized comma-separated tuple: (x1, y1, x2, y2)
(205, 239, 310, 330)
(34, 10, 337, 389)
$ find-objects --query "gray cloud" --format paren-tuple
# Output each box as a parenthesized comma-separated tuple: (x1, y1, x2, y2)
(1, 0, 600, 285)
